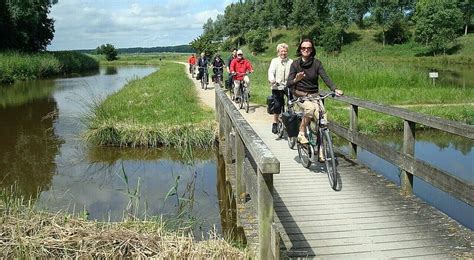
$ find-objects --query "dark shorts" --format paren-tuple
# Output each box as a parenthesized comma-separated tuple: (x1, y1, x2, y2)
(271, 89, 285, 114)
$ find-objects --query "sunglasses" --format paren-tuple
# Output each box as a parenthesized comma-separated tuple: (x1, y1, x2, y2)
(301, 47, 312, 51)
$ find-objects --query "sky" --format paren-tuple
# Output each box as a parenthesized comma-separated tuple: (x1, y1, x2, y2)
(47, 0, 235, 51)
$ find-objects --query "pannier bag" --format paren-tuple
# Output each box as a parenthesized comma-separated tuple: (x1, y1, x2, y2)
(266, 95, 275, 114)
(281, 111, 301, 137)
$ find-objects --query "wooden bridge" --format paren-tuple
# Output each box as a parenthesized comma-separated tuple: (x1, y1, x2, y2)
(214, 84, 473, 259)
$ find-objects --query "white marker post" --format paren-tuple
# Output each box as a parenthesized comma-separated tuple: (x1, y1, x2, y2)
(429, 72, 438, 85)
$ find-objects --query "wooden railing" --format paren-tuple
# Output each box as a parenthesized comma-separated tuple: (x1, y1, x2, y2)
(325, 92, 474, 206)
(215, 84, 280, 259)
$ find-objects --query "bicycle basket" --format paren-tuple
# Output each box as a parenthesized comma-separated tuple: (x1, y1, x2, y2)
(282, 111, 301, 137)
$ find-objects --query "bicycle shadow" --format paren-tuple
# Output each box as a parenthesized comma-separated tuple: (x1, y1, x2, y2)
(293, 154, 343, 191)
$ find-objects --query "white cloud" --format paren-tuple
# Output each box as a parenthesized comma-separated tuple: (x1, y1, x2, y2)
(48, 0, 235, 51)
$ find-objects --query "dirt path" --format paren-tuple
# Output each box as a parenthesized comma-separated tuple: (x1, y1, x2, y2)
(177, 62, 273, 125)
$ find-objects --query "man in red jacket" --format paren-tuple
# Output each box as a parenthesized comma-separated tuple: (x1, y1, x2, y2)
(229, 49, 253, 102)
(188, 54, 196, 76)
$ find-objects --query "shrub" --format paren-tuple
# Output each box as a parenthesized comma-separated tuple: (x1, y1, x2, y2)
(319, 25, 344, 53)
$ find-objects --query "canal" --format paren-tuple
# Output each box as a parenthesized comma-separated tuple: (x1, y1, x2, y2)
(0, 66, 222, 237)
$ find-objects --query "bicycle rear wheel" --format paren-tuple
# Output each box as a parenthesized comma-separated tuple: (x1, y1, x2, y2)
(321, 129, 338, 190)
(287, 136, 296, 149)
(277, 120, 285, 138)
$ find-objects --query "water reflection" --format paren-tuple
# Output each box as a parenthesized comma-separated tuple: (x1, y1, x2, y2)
(413, 63, 473, 89)
(0, 98, 61, 199)
(104, 66, 118, 75)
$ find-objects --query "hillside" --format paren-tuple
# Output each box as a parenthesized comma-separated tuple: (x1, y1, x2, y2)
(237, 27, 474, 65)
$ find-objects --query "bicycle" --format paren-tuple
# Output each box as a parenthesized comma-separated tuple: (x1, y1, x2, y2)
(199, 66, 209, 90)
(278, 86, 297, 149)
(289, 92, 339, 190)
(189, 64, 196, 78)
(232, 72, 250, 113)
(213, 66, 224, 87)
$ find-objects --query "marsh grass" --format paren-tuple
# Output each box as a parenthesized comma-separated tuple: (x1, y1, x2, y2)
(84, 62, 216, 151)
(0, 51, 99, 84)
(0, 186, 248, 258)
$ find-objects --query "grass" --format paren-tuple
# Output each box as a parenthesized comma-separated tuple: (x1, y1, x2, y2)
(84, 61, 216, 152)
(0, 51, 99, 84)
(0, 186, 248, 258)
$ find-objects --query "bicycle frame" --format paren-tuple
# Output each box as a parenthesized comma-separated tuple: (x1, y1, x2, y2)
(290, 92, 339, 190)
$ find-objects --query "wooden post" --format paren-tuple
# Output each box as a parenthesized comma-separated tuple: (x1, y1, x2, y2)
(235, 134, 246, 203)
(401, 120, 415, 195)
(258, 171, 274, 259)
(349, 104, 358, 159)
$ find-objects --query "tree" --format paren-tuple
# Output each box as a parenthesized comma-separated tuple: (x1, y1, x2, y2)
(290, 0, 317, 42)
(0, 0, 56, 51)
(245, 29, 268, 53)
(373, 0, 401, 46)
(414, 1, 464, 55)
(97, 44, 118, 61)
(458, 0, 473, 35)
(351, 0, 373, 28)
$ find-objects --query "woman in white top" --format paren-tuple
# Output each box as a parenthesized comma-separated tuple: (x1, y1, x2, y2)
(268, 43, 293, 134)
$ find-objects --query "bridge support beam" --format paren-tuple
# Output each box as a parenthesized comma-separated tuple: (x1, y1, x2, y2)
(401, 120, 415, 195)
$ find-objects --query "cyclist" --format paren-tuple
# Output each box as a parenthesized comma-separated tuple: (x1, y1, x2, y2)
(211, 54, 225, 84)
(268, 43, 293, 134)
(230, 49, 253, 103)
(226, 48, 237, 89)
(286, 38, 343, 147)
(188, 53, 196, 75)
(197, 52, 209, 83)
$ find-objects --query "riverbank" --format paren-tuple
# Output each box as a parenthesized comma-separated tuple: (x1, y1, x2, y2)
(0, 51, 99, 84)
(84, 61, 216, 151)
(0, 192, 247, 258)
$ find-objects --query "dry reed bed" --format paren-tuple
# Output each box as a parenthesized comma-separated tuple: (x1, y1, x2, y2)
(0, 204, 247, 258)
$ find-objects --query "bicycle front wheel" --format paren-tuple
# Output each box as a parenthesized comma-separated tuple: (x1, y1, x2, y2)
(321, 129, 338, 190)
(297, 140, 313, 168)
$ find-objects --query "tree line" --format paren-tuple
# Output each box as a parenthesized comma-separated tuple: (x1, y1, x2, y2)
(191, 0, 472, 55)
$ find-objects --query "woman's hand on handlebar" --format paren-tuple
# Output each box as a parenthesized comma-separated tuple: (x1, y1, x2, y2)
(334, 89, 343, 96)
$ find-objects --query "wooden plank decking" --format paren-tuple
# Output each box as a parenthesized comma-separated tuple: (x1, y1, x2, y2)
(238, 112, 472, 259)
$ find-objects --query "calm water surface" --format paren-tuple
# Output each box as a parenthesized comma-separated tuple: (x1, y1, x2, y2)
(0, 66, 222, 236)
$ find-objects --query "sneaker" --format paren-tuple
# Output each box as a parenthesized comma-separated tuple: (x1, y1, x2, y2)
(297, 133, 308, 144)
(272, 123, 278, 134)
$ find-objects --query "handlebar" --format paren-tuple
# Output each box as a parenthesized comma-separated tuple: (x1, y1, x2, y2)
(288, 92, 336, 106)
(230, 72, 251, 76)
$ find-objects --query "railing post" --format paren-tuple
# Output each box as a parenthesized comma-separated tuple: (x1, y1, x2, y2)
(235, 134, 246, 202)
(349, 104, 358, 159)
(401, 120, 415, 195)
(258, 170, 274, 259)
